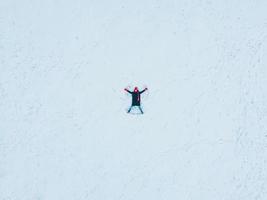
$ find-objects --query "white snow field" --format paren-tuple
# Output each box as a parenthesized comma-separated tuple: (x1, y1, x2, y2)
(1, 0, 267, 199)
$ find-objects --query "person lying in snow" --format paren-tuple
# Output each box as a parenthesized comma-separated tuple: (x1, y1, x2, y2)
(124, 87, 148, 114)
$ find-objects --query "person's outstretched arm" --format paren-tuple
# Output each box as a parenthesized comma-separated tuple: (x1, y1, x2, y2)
(140, 88, 148, 94)
(124, 88, 133, 94)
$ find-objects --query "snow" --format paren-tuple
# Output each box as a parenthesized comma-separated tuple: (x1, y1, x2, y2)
(1, 0, 267, 199)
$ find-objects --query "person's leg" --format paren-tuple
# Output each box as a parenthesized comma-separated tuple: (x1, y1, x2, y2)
(138, 106, 144, 114)
(127, 106, 133, 113)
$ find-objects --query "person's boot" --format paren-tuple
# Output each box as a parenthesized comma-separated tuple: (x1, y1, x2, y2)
(139, 107, 144, 114)
(127, 107, 132, 113)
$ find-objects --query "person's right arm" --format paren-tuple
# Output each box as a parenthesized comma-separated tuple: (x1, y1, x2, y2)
(124, 88, 133, 94)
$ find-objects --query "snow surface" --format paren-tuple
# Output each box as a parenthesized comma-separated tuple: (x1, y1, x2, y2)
(1, 0, 267, 199)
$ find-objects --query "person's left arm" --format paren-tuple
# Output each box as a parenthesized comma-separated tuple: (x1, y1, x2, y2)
(140, 88, 148, 94)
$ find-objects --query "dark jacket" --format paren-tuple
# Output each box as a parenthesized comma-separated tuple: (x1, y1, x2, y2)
(126, 89, 146, 106)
